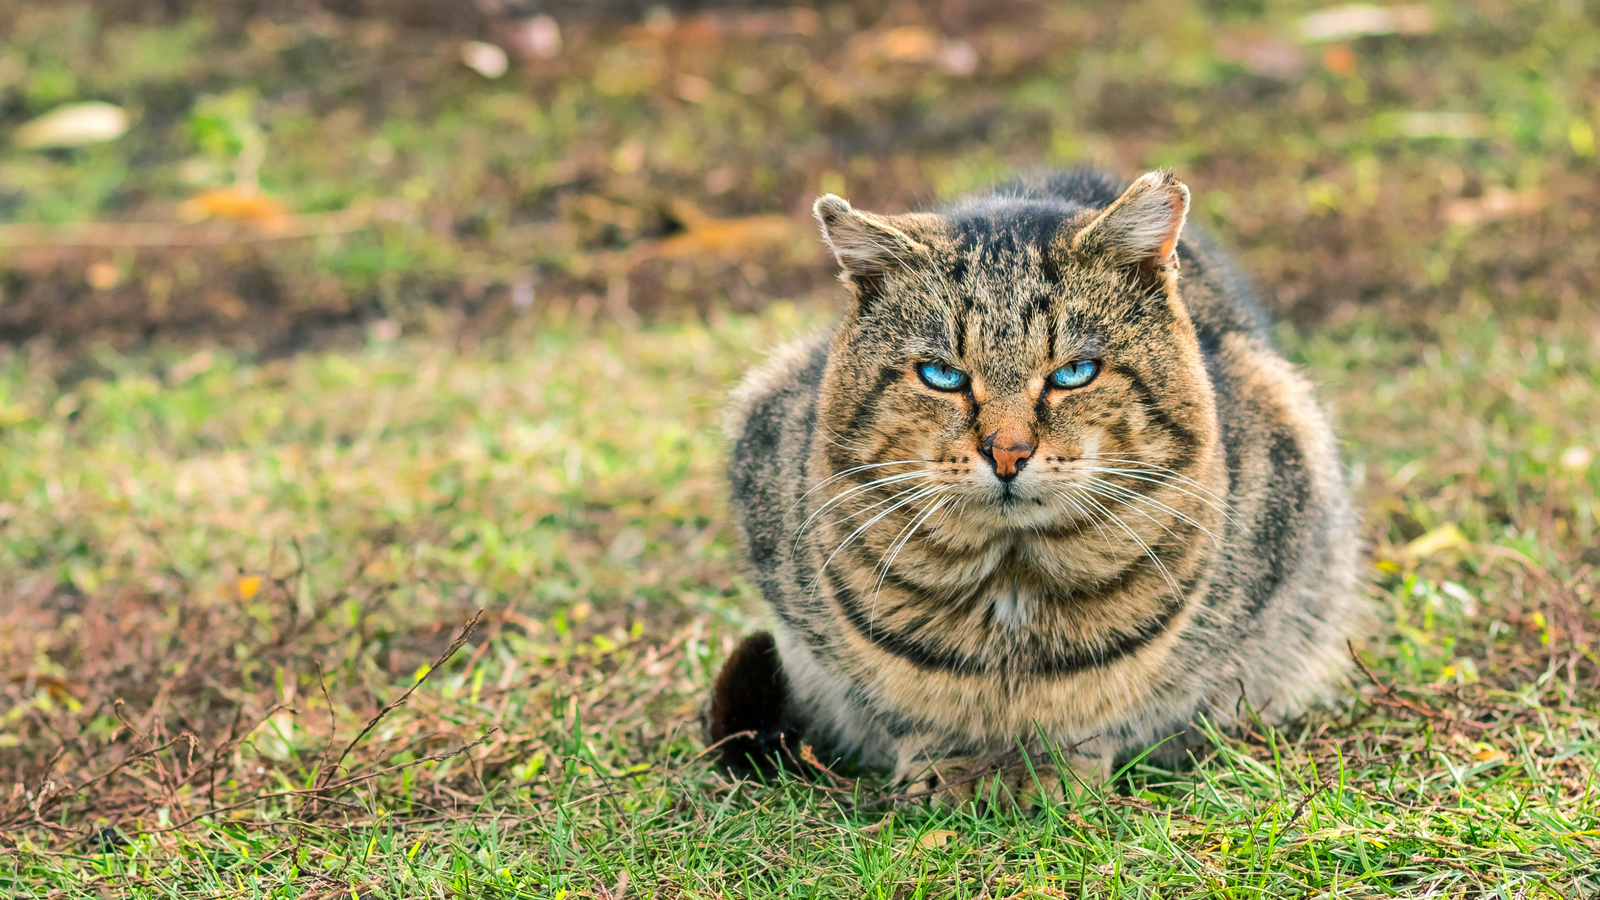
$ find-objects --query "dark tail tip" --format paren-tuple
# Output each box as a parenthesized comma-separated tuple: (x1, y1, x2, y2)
(703, 631, 806, 777)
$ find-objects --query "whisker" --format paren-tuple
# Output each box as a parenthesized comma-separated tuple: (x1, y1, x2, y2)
(1046, 490, 1120, 559)
(818, 424, 881, 455)
(1075, 481, 1190, 542)
(1074, 466, 1238, 523)
(870, 483, 953, 595)
(796, 458, 931, 505)
(806, 480, 936, 546)
(792, 473, 933, 556)
(1069, 488, 1188, 609)
(804, 484, 947, 598)
(1083, 458, 1235, 505)
(1074, 478, 1225, 546)
(798, 469, 930, 530)
(1083, 461, 1232, 504)
(866, 492, 953, 632)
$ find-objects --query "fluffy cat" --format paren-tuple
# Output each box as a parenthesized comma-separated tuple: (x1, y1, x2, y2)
(708, 169, 1361, 805)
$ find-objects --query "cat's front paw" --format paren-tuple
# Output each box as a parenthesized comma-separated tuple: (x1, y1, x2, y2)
(905, 752, 1110, 812)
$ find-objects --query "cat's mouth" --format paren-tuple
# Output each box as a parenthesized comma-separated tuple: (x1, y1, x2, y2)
(991, 479, 1043, 511)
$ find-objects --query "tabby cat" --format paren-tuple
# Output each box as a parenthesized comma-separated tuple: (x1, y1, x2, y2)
(708, 169, 1360, 805)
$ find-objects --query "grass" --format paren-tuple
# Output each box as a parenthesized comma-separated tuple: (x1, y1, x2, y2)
(3, 301, 1597, 897)
(1, 0, 1599, 897)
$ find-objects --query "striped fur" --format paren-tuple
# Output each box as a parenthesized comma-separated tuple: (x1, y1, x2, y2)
(719, 169, 1361, 802)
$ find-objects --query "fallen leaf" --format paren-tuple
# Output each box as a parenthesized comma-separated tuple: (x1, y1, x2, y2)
(86, 261, 120, 290)
(8, 673, 87, 701)
(1321, 44, 1358, 76)
(1441, 186, 1547, 226)
(638, 212, 807, 261)
(1472, 744, 1509, 763)
(917, 829, 958, 850)
(461, 41, 508, 79)
(1559, 446, 1593, 471)
(675, 73, 714, 103)
(1397, 111, 1485, 139)
(1297, 4, 1436, 43)
(858, 813, 894, 835)
(508, 15, 561, 59)
(203, 291, 249, 319)
(1215, 29, 1308, 77)
(177, 188, 290, 228)
(937, 41, 979, 76)
(624, 9, 819, 46)
(851, 26, 974, 70)
(167, 350, 215, 384)
(1402, 523, 1467, 560)
(881, 26, 938, 61)
(237, 575, 263, 600)
(14, 102, 129, 149)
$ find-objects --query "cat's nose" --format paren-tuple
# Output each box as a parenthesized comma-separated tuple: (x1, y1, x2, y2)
(980, 428, 1034, 482)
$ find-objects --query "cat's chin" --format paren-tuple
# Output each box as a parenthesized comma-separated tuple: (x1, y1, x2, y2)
(958, 486, 1064, 531)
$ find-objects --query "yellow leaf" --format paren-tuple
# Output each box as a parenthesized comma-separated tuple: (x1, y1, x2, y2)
(917, 829, 958, 850)
(639, 214, 804, 261)
(237, 575, 263, 600)
(0, 403, 33, 427)
(879, 26, 939, 62)
(1403, 524, 1467, 560)
(177, 189, 290, 228)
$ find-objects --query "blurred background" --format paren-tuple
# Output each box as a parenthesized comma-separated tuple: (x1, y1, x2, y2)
(3, 0, 1594, 351)
(1, 0, 1598, 889)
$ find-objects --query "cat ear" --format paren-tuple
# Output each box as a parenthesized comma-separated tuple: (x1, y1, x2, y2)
(813, 194, 936, 278)
(1065, 171, 1190, 275)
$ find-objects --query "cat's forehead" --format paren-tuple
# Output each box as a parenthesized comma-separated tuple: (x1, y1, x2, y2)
(922, 210, 1115, 325)
(947, 200, 1080, 258)
(932, 199, 1103, 297)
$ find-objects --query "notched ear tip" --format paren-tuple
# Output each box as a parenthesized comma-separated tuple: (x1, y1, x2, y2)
(1133, 169, 1191, 214)
(1069, 169, 1192, 270)
(811, 196, 934, 282)
(813, 193, 853, 226)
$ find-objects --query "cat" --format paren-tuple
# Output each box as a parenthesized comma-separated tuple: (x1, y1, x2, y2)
(707, 169, 1361, 806)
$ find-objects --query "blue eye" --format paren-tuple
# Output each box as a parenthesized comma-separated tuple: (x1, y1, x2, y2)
(918, 361, 969, 391)
(1049, 359, 1101, 389)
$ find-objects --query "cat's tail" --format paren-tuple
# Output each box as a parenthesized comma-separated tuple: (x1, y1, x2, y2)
(702, 631, 811, 778)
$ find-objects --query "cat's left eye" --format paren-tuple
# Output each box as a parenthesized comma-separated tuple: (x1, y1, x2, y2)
(1049, 359, 1101, 389)
(918, 361, 969, 391)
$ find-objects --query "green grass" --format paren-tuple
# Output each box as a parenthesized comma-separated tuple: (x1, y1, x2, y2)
(2, 0, 1599, 896)
(2, 299, 1597, 897)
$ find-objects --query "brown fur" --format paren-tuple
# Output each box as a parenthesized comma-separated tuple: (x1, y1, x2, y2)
(712, 169, 1362, 804)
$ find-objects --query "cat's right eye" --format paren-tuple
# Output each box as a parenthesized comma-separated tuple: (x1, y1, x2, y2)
(917, 361, 969, 391)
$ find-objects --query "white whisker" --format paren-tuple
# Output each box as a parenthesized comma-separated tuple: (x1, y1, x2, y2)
(1083, 457, 1234, 505)
(804, 484, 947, 598)
(1068, 488, 1188, 609)
(796, 458, 929, 504)
(1074, 477, 1225, 546)
(866, 492, 953, 633)
(1075, 465, 1237, 524)
(794, 470, 931, 542)
(809, 480, 937, 542)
